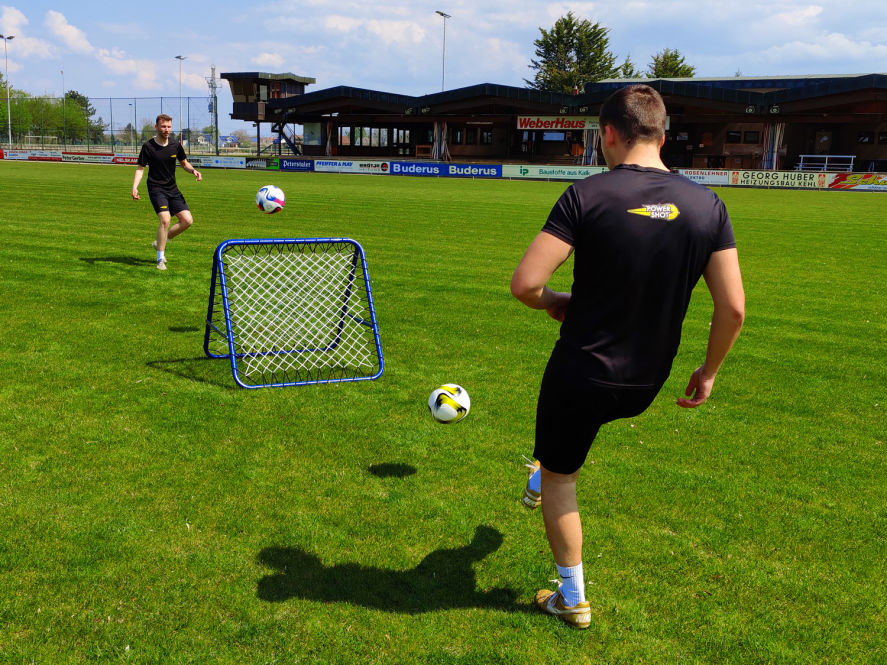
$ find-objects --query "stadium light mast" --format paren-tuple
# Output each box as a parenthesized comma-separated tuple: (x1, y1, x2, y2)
(0, 35, 13, 147)
(61, 70, 66, 148)
(435, 11, 451, 92)
(175, 55, 186, 139)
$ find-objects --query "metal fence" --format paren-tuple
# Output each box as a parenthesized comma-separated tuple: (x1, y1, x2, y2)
(0, 95, 220, 154)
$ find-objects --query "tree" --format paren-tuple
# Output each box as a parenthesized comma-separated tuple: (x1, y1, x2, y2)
(647, 48, 696, 78)
(618, 54, 643, 79)
(231, 129, 251, 145)
(526, 11, 619, 93)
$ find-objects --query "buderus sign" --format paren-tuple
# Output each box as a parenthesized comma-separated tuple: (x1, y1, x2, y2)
(389, 162, 502, 178)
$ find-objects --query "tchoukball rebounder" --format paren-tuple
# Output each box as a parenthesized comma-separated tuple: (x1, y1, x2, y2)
(204, 238, 384, 388)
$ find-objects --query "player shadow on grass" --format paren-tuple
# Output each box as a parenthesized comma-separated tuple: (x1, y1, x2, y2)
(79, 256, 156, 267)
(256, 525, 526, 614)
(146, 357, 236, 389)
(368, 462, 417, 478)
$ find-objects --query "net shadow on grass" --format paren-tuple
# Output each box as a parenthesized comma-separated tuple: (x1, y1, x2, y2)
(146, 357, 236, 389)
(257, 525, 528, 614)
(79, 256, 156, 267)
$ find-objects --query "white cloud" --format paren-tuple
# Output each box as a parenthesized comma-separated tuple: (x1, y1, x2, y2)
(44, 10, 93, 54)
(253, 52, 284, 67)
(96, 47, 160, 90)
(0, 6, 54, 58)
(762, 32, 887, 62)
(321, 15, 426, 46)
(182, 71, 207, 91)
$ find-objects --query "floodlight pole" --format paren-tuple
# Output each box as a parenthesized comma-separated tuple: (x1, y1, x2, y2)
(61, 70, 66, 148)
(435, 11, 451, 92)
(175, 55, 186, 140)
(0, 35, 12, 147)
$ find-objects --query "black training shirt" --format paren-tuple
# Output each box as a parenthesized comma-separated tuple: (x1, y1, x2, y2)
(542, 164, 736, 388)
(137, 138, 187, 192)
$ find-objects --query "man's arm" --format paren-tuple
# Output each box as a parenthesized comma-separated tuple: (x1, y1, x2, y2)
(132, 166, 144, 200)
(510, 231, 574, 321)
(180, 159, 202, 181)
(677, 247, 745, 408)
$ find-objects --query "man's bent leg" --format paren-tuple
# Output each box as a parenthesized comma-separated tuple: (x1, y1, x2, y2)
(167, 210, 193, 240)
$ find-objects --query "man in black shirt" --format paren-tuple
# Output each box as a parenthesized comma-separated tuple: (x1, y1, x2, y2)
(132, 114, 202, 270)
(511, 85, 745, 629)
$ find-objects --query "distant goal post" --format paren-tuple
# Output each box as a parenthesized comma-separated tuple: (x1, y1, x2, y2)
(204, 238, 384, 388)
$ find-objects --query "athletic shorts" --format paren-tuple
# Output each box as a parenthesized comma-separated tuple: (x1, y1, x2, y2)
(148, 188, 189, 216)
(534, 342, 663, 475)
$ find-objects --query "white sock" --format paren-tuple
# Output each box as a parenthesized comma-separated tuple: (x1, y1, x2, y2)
(528, 466, 541, 494)
(157, 250, 165, 261)
(556, 562, 586, 606)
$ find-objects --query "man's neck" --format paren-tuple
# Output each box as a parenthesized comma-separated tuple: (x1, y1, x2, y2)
(154, 135, 170, 146)
(614, 143, 668, 170)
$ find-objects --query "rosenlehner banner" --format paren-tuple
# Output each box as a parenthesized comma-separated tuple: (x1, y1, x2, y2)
(517, 116, 599, 130)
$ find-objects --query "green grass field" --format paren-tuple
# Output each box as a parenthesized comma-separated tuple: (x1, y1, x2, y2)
(0, 161, 884, 664)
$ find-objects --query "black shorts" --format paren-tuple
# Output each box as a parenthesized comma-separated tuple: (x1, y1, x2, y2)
(148, 188, 189, 216)
(534, 342, 662, 474)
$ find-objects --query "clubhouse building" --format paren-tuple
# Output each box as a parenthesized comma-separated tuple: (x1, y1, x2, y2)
(221, 72, 887, 172)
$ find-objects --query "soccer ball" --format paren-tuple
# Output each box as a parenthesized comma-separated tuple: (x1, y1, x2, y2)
(428, 384, 471, 424)
(256, 185, 285, 214)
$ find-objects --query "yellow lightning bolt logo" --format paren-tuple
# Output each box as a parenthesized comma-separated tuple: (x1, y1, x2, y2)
(627, 203, 680, 221)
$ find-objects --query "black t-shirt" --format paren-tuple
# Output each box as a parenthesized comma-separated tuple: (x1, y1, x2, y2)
(137, 138, 187, 192)
(542, 164, 736, 388)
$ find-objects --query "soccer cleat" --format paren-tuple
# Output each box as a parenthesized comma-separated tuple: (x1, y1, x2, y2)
(156, 258, 167, 271)
(535, 586, 591, 629)
(521, 456, 541, 509)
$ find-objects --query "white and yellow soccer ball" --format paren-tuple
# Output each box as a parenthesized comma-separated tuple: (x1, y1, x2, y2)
(256, 185, 285, 214)
(428, 384, 471, 424)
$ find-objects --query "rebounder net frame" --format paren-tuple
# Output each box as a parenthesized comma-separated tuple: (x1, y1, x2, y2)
(204, 238, 384, 388)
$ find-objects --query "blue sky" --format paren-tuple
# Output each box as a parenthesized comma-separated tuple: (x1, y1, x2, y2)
(2, 1, 886, 133)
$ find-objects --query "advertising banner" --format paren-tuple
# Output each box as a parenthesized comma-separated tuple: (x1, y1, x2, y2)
(827, 172, 887, 191)
(113, 155, 139, 164)
(676, 169, 730, 185)
(388, 161, 501, 178)
(187, 156, 246, 169)
(313, 159, 392, 175)
(502, 164, 606, 180)
(62, 152, 114, 164)
(517, 116, 599, 131)
(246, 157, 280, 170)
(729, 170, 827, 189)
(279, 158, 314, 172)
(4, 149, 62, 161)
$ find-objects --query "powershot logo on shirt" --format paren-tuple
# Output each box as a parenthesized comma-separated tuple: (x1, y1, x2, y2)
(627, 203, 680, 221)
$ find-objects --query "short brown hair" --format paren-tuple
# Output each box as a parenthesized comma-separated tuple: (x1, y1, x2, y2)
(599, 84, 666, 144)
(155, 113, 173, 125)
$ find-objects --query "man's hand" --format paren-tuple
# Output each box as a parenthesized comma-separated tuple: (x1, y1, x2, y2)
(545, 291, 571, 322)
(131, 187, 140, 201)
(193, 169, 202, 182)
(676, 366, 716, 408)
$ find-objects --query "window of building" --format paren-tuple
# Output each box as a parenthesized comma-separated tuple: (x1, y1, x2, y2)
(465, 127, 478, 145)
(743, 131, 760, 144)
(480, 128, 493, 144)
(451, 126, 465, 144)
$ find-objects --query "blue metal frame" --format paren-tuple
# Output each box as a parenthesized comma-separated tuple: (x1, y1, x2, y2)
(203, 237, 384, 388)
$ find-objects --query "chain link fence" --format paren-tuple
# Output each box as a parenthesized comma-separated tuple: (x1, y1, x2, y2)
(0, 95, 222, 154)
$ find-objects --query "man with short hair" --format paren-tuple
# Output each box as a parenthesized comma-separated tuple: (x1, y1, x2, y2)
(132, 114, 202, 270)
(511, 84, 745, 629)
